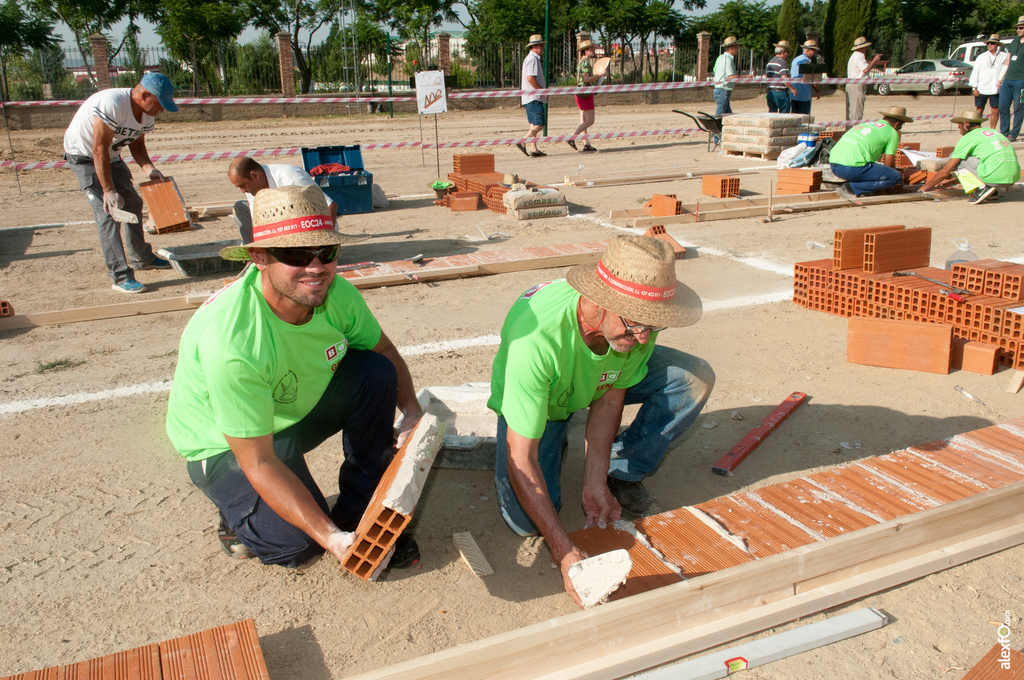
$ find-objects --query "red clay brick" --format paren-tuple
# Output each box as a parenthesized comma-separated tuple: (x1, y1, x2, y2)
(863, 227, 931, 273)
(847, 317, 952, 373)
(701, 174, 740, 198)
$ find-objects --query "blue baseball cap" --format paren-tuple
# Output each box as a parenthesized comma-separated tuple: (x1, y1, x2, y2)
(140, 72, 178, 112)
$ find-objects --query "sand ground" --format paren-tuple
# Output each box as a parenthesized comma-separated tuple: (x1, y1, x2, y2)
(1, 91, 1022, 679)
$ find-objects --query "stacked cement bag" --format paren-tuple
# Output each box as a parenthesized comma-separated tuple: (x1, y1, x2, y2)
(721, 113, 813, 158)
(502, 187, 569, 220)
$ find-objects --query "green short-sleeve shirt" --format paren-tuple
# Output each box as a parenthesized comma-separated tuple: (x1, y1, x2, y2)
(828, 120, 900, 167)
(487, 280, 656, 439)
(577, 57, 594, 88)
(166, 266, 382, 461)
(952, 127, 1022, 185)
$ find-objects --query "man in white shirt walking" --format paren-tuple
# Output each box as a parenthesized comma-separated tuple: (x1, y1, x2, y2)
(63, 73, 177, 294)
(713, 36, 741, 115)
(227, 157, 338, 244)
(517, 35, 548, 157)
(971, 34, 1007, 130)
(846, 37, 882, 122)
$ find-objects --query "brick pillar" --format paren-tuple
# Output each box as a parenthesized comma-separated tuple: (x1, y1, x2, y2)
(437, 32, 451, 74)
(696, 32, 711, 81)
(89, 33, 112, 90)
(276, 31, 295, 95)
(577, 31, 591, 51)
(904, 33, 919, 65)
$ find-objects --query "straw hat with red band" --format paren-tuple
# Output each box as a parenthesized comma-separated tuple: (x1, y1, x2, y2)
(219, 184, 360, 261)
(566, 235, 702, 328)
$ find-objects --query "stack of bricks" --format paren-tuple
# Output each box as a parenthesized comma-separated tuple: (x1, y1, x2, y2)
(895, 141, 919, 170)
(794, 225, 1024, 372)
(818, 127, 846, 142)
(452, 153, 495, 176)
(935, 145, 956, 158)
(701, 174, 740, 198)
(775, 168, 822, 195)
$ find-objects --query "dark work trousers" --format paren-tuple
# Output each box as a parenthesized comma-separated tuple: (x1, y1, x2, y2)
(66, 153, 156, 283)
(185, 349, 398, 567)
(232, 199, 253, 244)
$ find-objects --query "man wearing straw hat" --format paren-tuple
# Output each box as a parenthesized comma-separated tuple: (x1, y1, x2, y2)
(567, 39, 600, 152)
(765, 40, 792, 113)
(846, 37, 882, 122)
(713, 36, 742, 115)
(828, 105, 912, 200)
(918, 110, 1020, 204)
(996, 16, 1024, 141)
(167, 184, 424, 569)
(489, 235, 715, 605)
(517, 34, 549, 157)
(970, 35, 1007, 130)
(789, 39, 821, 115)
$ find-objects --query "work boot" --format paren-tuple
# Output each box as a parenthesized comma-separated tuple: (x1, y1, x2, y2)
(217, 514, 253, 560)
(607, 476, 657, 518)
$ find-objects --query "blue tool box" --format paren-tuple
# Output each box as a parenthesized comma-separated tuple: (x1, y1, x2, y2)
(301, 144, 373, 215)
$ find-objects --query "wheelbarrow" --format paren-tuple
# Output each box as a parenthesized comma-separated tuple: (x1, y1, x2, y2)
(673, 110, 724, 152)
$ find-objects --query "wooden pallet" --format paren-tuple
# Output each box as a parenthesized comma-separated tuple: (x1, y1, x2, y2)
(723, 149, 780, 160)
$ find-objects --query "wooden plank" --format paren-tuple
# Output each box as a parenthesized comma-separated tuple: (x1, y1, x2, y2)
(1007, 370, 1024, 394)
(344, 482, 1024, 680)
(609, 208, 652, 218)
(453, 532, 495, 577)
(566, 168, 743, 188)
(0, 296, 206, 330)
(847, 317, 952, 374)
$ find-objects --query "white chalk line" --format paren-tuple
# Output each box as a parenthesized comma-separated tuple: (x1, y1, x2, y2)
(1, 220, 93, 232)
(0, 285, 791, 417)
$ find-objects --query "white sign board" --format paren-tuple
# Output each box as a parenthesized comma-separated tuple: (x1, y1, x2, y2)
(415, 70, 447, 115)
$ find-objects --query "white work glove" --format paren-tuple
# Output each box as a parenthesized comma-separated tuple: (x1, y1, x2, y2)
(102, 190, 124, 215)
(148, 166, 166, 182)
(325, 529, 356, 561)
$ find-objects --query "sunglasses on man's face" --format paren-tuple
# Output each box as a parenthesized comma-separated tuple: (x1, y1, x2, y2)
(265, 245, 340, 267)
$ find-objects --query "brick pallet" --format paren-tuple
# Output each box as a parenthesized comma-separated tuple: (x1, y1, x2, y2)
(795, 229, 1024, 370)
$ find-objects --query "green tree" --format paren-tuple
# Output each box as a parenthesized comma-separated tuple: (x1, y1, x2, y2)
(248, 0, 344, 93)
(822, 0, 874, 73)
(777, 0, 803, 47)
(688, 0, 779, 62)
(153, 0, 248, 95)
(0, 0, 58, 100)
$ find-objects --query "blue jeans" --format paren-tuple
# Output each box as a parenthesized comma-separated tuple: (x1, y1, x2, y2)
(185, 350, 398, 567)
(767, 90, 790, 113)
(494, 345, 715, 536)
(790, 99, 811, 115)
(998, 79, 1024, 141)
(830, 162, 902, 196)
(713, 88, 733, 115)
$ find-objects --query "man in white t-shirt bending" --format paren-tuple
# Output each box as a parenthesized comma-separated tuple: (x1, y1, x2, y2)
(63, 73, 177, 294)
(227, 157, 338, 244)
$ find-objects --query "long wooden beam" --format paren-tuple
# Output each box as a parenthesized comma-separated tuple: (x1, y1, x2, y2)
(344, 479, 1024, 680)
(566, 167, 751, 188)
(628, 190, 961, 227)
(0, 248, 603, 331)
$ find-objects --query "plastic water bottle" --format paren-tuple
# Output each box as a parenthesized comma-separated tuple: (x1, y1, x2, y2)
(945, 238, 978, 270)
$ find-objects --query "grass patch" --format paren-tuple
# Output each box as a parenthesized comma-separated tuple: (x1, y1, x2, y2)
(35, 358, 85, 374)
(147, 349, 178, 359)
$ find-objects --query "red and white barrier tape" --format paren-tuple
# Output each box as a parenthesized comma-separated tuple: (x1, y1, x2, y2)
(0, 75, 964, 108)
(0, 114, 957, 171)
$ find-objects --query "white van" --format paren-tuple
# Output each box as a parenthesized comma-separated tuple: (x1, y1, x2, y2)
(949, 37, 1013, 65)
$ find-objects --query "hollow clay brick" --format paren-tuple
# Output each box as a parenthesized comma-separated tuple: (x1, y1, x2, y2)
(847, 317, 952, 374)
(862, 227, 931, 273)
(650, 194, 683, 216)
(861, 451, 987, 504)
(701, 175, 740, 199)
(907, 442, 1024, 488)
(139, 178, 192, 233)
(809, 468, 932, 521)
(696, 494, 817, 559)
(752, 479, 879, 538)
(452, 153, 495, 175)
(0, 300, 12, 317)
(833, 225, 905, 270)
(568, 525, 683, 599)
(160, 619, 270, 680)
(934, 146, 956, 158)
(635, 508, 754, 577)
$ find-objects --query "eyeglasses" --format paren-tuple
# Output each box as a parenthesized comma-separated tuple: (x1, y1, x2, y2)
(265, 245, 340, 267)
(618, 315, 666, 336)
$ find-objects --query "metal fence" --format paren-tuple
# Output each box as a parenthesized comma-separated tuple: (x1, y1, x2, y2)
(5, 34, 709, 101)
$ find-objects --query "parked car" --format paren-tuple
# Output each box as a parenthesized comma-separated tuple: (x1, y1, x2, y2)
(949, 38, 1013, 66)
(874, 59, 972, 96)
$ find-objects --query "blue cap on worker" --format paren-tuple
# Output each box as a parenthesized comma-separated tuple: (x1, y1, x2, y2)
(141, 72, 178, 112)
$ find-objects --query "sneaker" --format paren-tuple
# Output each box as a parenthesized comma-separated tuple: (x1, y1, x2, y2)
(607, 476, 657, 518)
(969, 184, 998, 205)
(389, 534, 420, 569)
(218, 515, 253, 560)
(138, 257, 172, 270)
(836, 183, 857, 202)
(111, 278, 147, 294)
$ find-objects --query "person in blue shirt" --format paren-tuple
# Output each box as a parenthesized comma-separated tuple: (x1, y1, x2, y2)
(790, 39, 821, 115)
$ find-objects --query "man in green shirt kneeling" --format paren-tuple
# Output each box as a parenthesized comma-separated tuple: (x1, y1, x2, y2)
(919, 109, 1022, 205)
(166, 185, 423, 570)
(488, 235, 715, 605)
